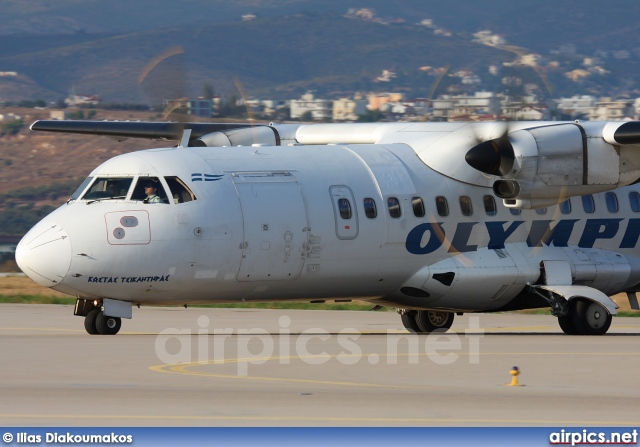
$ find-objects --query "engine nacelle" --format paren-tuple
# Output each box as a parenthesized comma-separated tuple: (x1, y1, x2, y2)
(193, 126, 279, 147)
(468, 123, 632, 209)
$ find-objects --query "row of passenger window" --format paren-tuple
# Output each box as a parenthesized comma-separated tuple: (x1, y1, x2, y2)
(339, 191, 640, 220)
(511, 191, 640, 216)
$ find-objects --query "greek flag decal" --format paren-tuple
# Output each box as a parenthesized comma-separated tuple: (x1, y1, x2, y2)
(192, 173, 224, 182)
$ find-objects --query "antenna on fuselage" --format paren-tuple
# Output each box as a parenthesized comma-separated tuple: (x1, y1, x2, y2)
(178, 128, 192, 148)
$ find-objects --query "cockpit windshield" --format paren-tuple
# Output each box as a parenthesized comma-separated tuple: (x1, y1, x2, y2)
(74, 175, 195, 205)
(130, 177, 169, 204)
(81, 177, 133, 201)
(70, 177, 94, 201)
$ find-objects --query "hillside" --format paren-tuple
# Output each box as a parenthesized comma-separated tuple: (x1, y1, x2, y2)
(0, 13, 510, 103)
(1, 2, 640, 103)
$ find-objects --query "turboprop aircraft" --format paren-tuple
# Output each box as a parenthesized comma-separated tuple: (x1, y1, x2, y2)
(15, 118, 640, 335)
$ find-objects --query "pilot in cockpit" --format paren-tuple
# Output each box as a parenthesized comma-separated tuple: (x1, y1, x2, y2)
(143, 180, 162, 204)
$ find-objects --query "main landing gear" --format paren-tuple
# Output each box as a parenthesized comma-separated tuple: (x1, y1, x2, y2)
(398, 309, 455, 333)
(76, 299, 123, 335)
(528, 287, 613, 335)
(557, 299, 612, 336)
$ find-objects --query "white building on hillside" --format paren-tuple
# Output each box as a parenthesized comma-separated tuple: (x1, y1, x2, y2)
(430, 91, 500, 120)
(556, 95, 597, 118)
(588, 98, 634, 121)
(290, 92, 332, 120)
(333, 97, 367, 121)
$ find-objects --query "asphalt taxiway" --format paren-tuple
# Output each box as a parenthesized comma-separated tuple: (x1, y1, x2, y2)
(0, 304, 638, 426)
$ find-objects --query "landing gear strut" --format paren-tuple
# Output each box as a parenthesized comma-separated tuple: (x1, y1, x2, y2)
(398, 309, 455, 333)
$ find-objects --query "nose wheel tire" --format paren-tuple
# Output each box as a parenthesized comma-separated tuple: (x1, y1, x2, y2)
(84, 308, 100, 335)
(95, 311, 122, 335)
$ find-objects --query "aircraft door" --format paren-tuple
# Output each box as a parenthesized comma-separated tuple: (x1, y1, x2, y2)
(233, 172, 308, 281)
(329, 186, 358, 240)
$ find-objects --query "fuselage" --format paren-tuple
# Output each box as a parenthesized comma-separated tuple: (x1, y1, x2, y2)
(15, 140, 640, 312)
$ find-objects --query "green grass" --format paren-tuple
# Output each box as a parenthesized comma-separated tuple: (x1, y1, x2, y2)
(2, 295, 638, 316)
(0, 294, 77, 305)
(0, 295, 383, 311)
(512, 308, 640, 317)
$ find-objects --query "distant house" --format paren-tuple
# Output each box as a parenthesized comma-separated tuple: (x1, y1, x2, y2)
(65, 94, 101, 107)
(588, 98, 634, 121)
(376, 70, 397, 82)
(367, 93, 404, 111)
(333, 97, 367, 121)
(514, 106, 550, 121)
(188, 98, 213, 117)
(49, 110, 67, 120)
(430, 91, 500, 120)
(556, 95, 596, 118)
(290, 92, 332, 121)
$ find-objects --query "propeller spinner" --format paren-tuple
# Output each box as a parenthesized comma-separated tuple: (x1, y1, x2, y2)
(464, 134, 515, 177)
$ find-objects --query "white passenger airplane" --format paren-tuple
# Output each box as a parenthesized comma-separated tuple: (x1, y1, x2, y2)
(15, 119, 640, 335)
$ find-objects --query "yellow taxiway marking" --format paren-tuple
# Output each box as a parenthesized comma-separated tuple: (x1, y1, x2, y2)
(151, 355, 439, 390)
(0, 413, 638, 425)
(150, 350, 640, 390)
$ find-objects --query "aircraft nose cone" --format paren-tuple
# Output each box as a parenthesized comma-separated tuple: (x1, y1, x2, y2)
(15, 222, 72, 287)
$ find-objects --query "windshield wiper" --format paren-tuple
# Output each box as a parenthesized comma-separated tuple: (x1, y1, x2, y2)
(86, 196, 126, 205)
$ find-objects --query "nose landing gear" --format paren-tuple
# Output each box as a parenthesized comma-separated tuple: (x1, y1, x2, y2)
(76, 299, 124, 335)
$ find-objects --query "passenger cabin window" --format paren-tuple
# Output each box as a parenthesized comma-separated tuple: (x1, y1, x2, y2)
(338, 198, 352, 219)
(412, 197, 425, 217)
(483, 195, 497, 216)
(605, 192, 618, 213)
(387, 197, 401, 218)
(165, 176, 197, 203)
(81, 177, 133, 201)
(459, 196, 473, 216)
(582, 195, 595, 213)
(560, 199, 571, 214)
(363, 198, 377, 218)
(509, 208, 521, 215)
(435, 196, 449, 217)
(630, 192, 640, 212)
(535, 207, 547, 215)
(131, 177, 169, 204)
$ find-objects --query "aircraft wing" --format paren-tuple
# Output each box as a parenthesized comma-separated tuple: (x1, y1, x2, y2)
(30, 120, 257, 141)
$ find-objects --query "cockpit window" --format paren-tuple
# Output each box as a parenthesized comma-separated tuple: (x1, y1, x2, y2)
(70, 177, 94, 200)
(165, 176, 197, 203)
(81, 177, 133, 201)
(131, 177, 169, 204)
